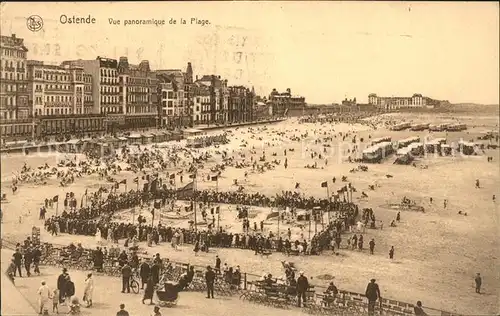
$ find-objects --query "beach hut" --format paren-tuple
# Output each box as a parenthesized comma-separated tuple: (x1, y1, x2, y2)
(410, 123, 429, 131)
(408, 142, 424, 156)
(446, 123, 467, 132)
(128, 133, 142, 144)
(362, 142, 394, 163)
(396, 147, 411, 156)
(397, 136, 421, 149)
(441, 144, 453, 156)
(66, 139, 83, 152)
(183, 128, 203, 137)
(141, 133, 154, 145)
(171, 130, 183, 141)
(425, 140, 440, 154)
(390, 122, 411, 131)
(150, 131, 165, 143)
(116, 136, 128, 147)
(458, 140, 477, 155)
(370, 136, 392, 146)
(429, 123, 450, 132)
(394, 147, 413, 165)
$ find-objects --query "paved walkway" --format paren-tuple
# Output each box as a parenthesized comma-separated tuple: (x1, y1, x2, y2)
(11, 264, 308, 316)
(1, 249, 39, 316)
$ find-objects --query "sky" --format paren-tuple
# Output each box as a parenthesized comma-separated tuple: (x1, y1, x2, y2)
(1, 2, 498, 105)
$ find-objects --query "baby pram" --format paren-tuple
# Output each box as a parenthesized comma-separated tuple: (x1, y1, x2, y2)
(154, 281, 179, 307)
(67, 297, 81, 315)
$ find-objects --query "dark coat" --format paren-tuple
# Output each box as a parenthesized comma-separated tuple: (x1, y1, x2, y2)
(140, 262, 151, 279)
(151, 264, 160, 284)
(365, 282, 380, 301)
(65, 281, 75, 297)
(143, 277, 154, 300)
(296, 275, 309, 292)
(205, 270, 216, 284)
(57, 273, 67, 290)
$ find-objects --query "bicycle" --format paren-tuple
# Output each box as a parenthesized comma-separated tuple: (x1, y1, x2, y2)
(129, 273, 140, 294)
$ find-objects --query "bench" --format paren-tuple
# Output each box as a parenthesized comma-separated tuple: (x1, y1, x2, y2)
(287, 249, 300, 256)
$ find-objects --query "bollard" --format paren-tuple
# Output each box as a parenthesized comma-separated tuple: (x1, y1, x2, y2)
(244, 273, 247, 290)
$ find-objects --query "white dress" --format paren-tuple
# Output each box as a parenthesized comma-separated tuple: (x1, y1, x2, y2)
(95, 229, 102, 244)
(84, 278, 94, 301)
(37, 284, 51, 312)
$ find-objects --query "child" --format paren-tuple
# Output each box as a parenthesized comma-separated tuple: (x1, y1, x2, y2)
(52, 289, 59, 314)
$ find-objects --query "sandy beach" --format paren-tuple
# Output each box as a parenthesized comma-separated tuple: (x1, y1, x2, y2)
(1, 112, 499, 315)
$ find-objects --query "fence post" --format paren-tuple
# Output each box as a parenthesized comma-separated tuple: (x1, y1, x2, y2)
(244, 273, 247, 290)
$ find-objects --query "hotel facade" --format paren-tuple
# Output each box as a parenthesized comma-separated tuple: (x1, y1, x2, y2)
(368, 93, 448, 110)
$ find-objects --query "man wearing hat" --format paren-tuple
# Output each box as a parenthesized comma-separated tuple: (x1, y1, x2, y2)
(365, 278, 381, 316)
(57, 268, 68, 304)
(296, 271, 309, 307)
(205, 266, 216, 298)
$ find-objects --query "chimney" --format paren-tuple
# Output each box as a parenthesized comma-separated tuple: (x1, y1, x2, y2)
(218, 75, 221, 79)
(11, 34, 16, 39)
(196, 75, 198, 80)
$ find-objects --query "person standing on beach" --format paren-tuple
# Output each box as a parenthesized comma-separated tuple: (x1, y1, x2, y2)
(475, 273, 482, 294)
(389, 246, 395, 259)
(369, 239, 375, 255)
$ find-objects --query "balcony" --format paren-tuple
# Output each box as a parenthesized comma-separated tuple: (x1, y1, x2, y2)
(0, 118, 33, 125)
(17, 68, 25, 73)
(44, 102, 73, 107)
(5, 67, 15, 72)
(38, 113, 105, 119)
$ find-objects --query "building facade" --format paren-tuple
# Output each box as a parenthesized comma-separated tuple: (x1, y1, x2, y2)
(26, 60, 87, 116)
(0, 34, 31, 140)
(62, 57, 121, 132)
(367, 93, 448, 110)
(195, 75, 228, 124)
(157, 69, 190, 128)
(24, 60, 104, 138)
(0, 34, 29, 120)
(117, 57, 158, 130)
(191, 82, 211, 124)
(269, 88, 306, 116)
(228, 85, 254, 123)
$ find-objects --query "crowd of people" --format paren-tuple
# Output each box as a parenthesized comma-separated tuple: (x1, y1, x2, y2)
(7, 114, 487, 316)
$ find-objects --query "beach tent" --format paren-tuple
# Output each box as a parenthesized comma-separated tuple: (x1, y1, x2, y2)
(117, 137, 128, 146)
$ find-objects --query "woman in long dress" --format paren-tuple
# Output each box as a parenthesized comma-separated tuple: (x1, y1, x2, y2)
(142, 275, 154, 305)
(83, 273, 94, 307)
(95, 228, 102, 245)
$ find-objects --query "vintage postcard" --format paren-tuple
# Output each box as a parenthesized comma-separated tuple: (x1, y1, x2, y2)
(0, 2, 498, 316)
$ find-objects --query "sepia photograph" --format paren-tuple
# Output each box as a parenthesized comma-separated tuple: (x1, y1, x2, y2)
(0, 2, 498, 316)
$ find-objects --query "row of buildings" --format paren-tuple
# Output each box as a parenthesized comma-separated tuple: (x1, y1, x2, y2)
(1, 33, 278, 140)
(331, 94, 449, 111)
(367, 93, 450, 110)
